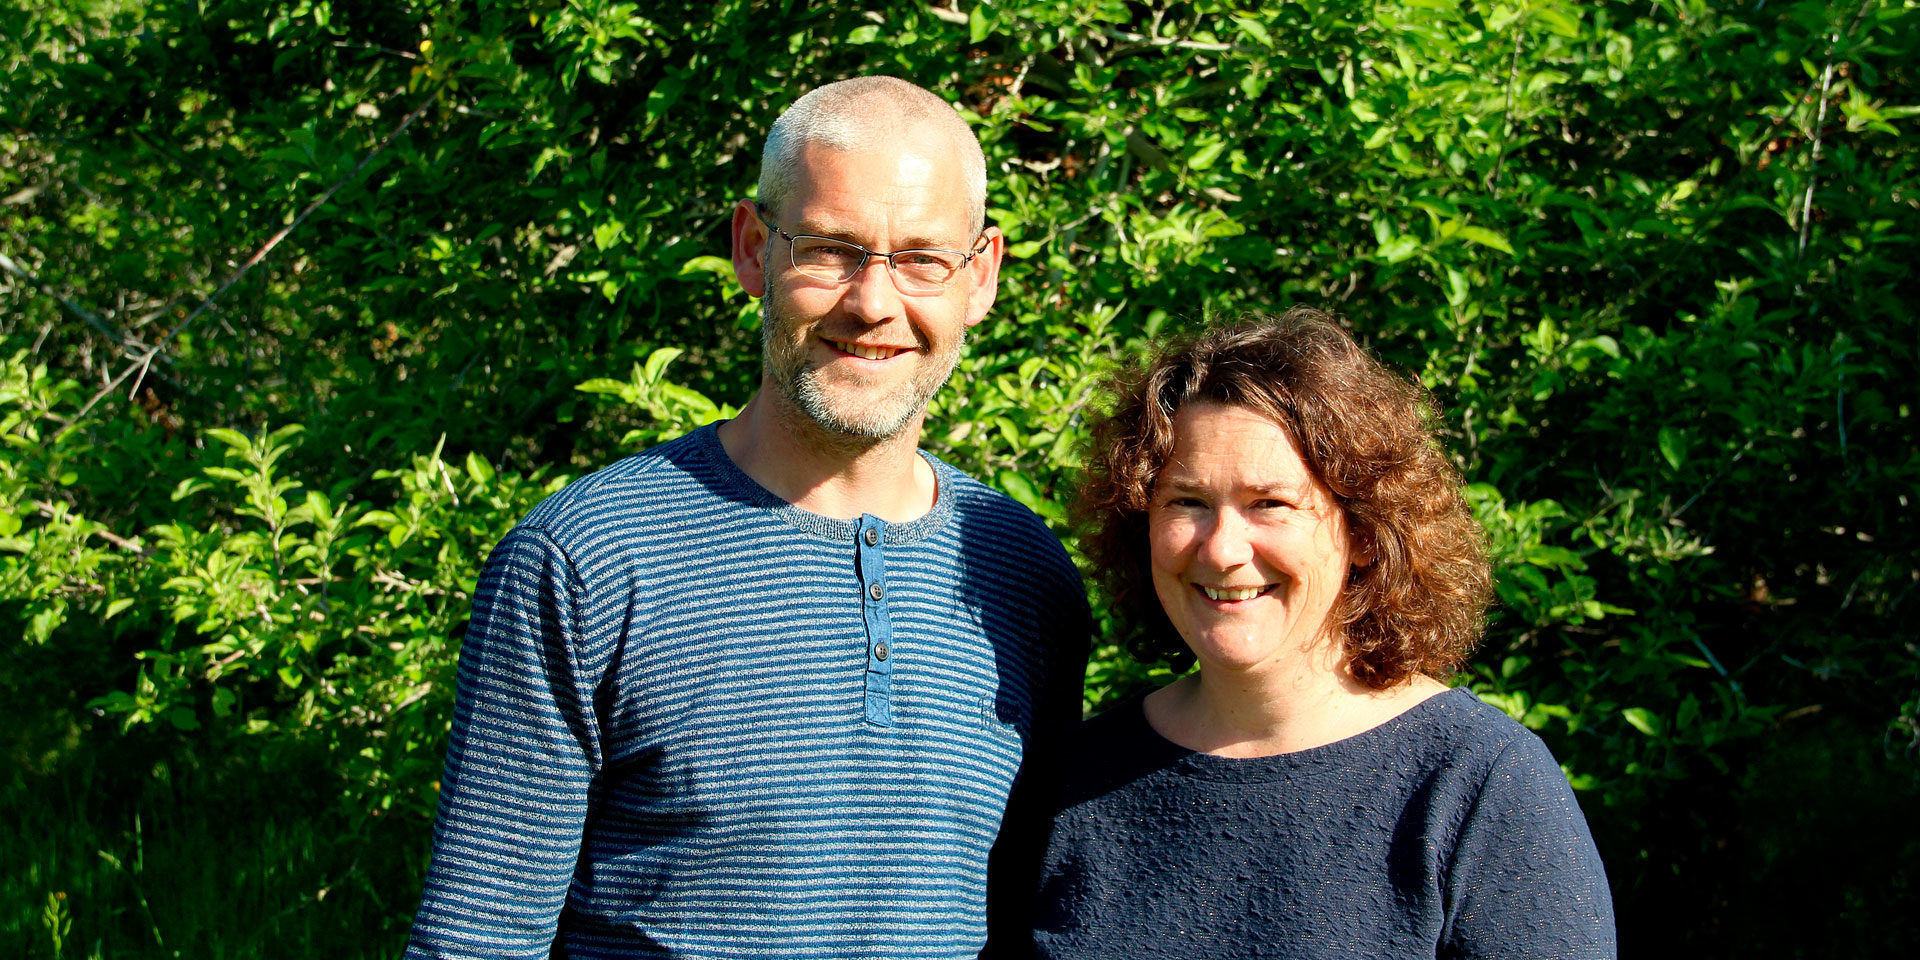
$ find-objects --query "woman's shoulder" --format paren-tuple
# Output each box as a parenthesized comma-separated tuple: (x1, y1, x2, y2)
(1418, 687, 1562, 758)
(1050, 694, 1189, 807)
(1367, 688, 1584, 818)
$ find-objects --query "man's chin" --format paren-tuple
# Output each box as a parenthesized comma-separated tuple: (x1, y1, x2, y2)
(800, 398, 920, 442)
(773, 374, 916, 441)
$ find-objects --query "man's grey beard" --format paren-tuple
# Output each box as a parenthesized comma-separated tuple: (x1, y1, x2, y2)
(761, 300, 965, 442)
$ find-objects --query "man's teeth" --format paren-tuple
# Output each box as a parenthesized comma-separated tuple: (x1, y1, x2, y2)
(1202, 586, 1264, 601)
(838, 342, 899, 360)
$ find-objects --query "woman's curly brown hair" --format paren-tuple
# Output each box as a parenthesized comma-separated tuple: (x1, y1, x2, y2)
(1077, 307, 1493, 689)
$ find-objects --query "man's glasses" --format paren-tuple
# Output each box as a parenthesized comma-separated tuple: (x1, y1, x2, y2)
(757, 207, 986, 296)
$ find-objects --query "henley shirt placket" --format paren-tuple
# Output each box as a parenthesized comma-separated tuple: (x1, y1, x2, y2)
(856, 514, 895, 725)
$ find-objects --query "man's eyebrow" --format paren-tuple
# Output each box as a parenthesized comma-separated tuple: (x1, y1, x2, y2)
(787, 220, 967, 250)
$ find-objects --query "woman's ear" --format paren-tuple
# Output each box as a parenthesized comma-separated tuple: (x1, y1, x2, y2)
(1349, 525, 1376, 568)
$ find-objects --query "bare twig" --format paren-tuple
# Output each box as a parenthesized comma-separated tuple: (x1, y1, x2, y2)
(0, 250, 137, 352)
(1008, 52, 1036, 99)
(331, 39, 418, 60)
(31, 499, 146, 553)
(371, 569, 446, 596)
(1489, 30, 1525, 199)
(1101, 27, 1237, 53)
(1796, 53, 1838, 259)
(56, 87, 442, 440)
(925, 3, 967, 26)
(1797, 0, 1877, 261)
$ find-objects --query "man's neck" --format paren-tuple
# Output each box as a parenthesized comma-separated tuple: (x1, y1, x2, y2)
(716, 391, 938, 522)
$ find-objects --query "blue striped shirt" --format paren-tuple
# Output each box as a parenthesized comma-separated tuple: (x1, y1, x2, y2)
(406, 424, 1087, 958)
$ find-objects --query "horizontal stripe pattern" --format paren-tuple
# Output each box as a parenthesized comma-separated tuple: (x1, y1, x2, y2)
(407, 425, 1085, 959)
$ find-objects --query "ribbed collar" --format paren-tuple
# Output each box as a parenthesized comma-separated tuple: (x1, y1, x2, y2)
(688, 421, 958, 544)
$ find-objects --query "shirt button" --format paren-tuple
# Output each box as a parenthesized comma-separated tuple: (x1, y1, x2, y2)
(864, 528, 879, 546)
(874, 641, 890, 662)
(868, 582, 884, 601)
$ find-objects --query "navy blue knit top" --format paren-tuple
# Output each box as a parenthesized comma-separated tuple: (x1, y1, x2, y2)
(405, 424, 1087, 958)
(1033, 688, 1615, 959)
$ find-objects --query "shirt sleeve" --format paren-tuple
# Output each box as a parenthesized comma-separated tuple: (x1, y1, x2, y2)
(982, 558, 1092, 958)
(1441, 733, 1618, 960)
(405, 526, 605, 959)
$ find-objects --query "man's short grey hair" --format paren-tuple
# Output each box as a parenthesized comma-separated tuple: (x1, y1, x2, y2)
(758, 76, 988, 237)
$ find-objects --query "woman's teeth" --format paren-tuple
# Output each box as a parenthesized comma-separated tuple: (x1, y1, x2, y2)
(1202, 585, 1265, 601)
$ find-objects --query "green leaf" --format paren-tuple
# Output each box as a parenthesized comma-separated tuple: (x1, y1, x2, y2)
(105, 598, 135, 619)
(1532, 8, 1581, 38)
(644, 346, 686, 382)
(1230, 16, 1272, 47)
(969, 4, 991, 43)
(204, 428, 251, 450)
(1375, 235, 1419, 263)
(593, 220, 625, 250)
(575, 378, 630, 396)
(1657, 426, 1686, 470)
(1008, 239, 1046, 259)
(644, 74, 685, 127)
(1621, 707, 1663, 737)
(1455, 225, 1515, 255)
(677, 255, 734, 277)
(464, 451, 495, 485)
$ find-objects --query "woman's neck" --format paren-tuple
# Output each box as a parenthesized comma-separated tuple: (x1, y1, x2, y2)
(1143, 653, 1448, 759)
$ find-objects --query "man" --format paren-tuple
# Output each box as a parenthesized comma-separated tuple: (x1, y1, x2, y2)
(405, 76, 1087, 959)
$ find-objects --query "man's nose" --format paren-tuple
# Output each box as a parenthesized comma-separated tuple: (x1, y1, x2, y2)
(840, 255, 907, 324)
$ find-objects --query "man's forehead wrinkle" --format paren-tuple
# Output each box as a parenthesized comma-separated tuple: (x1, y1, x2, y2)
(787, 144, 974, 248)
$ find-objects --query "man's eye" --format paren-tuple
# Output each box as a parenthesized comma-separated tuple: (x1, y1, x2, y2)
(794, 241, 862, 265)
(896, 252, 952, 268)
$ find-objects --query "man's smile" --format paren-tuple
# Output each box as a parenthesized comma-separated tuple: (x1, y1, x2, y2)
(825, 337, 912, 361)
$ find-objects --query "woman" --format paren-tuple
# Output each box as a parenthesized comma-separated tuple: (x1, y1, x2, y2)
(1033, 308, 1615, 958)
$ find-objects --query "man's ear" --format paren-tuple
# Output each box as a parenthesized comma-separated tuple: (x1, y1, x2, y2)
(962, 225, 1005, 328)
(731, 199, 769, 298)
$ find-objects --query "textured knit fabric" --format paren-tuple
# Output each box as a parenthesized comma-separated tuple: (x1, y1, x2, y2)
(405, 424, 1088, 959)
(1033, 688, 1616, 959)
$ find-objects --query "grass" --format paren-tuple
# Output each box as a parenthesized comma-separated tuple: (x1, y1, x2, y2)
(4, 717, 428, 959)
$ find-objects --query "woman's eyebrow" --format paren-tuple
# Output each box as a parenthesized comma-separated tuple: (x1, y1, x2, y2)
(1159, 477, 1304, 497)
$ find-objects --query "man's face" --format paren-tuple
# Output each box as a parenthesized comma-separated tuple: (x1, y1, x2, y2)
(744, 127, 1001, 441)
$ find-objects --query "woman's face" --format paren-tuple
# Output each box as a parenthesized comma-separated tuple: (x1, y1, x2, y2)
(1148, 402, 1363, 677)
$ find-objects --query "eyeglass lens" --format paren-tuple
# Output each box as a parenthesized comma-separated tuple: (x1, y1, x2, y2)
(788, 237, 963, 292)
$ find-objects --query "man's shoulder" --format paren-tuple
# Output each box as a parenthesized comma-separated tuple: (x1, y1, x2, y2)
(517, 426, 723, 543)
(931, 458, 1060, 537)
(930, 458, 1077, 568)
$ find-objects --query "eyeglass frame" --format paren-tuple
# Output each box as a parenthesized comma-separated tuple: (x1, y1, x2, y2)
(754, 203, 990, 295)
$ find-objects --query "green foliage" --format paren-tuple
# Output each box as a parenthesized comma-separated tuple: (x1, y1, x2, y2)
(2, 0, 1915, 954)
(575, 346, 738, 448)
(0, 352, 134, 645)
